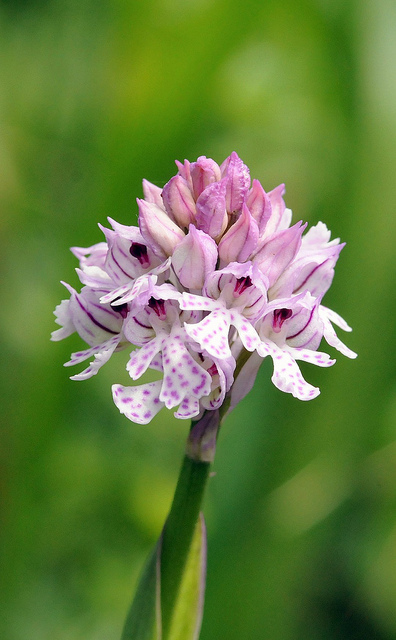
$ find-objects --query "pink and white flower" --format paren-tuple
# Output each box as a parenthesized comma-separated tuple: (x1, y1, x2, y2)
(52, 152, 356, 424)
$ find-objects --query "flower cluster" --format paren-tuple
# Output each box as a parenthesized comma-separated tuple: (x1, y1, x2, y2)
(52, 152, 356, 424)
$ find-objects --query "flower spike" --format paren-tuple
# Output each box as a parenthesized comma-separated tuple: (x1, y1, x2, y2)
(53, 151, 356, 424)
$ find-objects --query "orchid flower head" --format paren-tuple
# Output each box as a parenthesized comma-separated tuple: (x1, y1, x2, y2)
(52, 152, 356, 424)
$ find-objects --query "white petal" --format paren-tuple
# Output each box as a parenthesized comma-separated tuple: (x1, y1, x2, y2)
(69, 336, 121, 380)
(127, 335, 164, 380)
(230, 311, 262, 353)
(179, 292, 218, 312)
(259, 340, 320, 401)
(321, 312, 357, 359)
(160, 333, 212, 409)
(112, 382, 164, 424)
(287, 346, 335, 367)
(51, 299, 75, 341)
(174, 396, 201, 419)
(76, 266, 113, 288)
(320, 305, 353, 332)
(184, 308, 232, 359)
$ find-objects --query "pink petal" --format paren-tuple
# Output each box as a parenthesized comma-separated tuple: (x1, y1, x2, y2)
(218, 203, 259, 265)
(172, 225, 218, 290)
(221, 151, 250, 214)
(162, 175, 196, 227)
(246, 179, 272, 234)
(142, 179, 164, 207)
(195, 179, 228, 240)
(253, 222, 306, 288)
(138, 199, 185, 257)
(190, 156, 221, 200)
(264, 184, 286, 236)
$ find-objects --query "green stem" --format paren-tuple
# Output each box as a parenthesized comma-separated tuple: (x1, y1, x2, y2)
(160, 452, 211, 638)
(159, 408, 222, 637)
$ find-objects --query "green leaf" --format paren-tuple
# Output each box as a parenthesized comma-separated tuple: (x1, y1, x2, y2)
(121, 513, 207, 640)
(121, 538, 162, 640)
(165, 513, 207, 640)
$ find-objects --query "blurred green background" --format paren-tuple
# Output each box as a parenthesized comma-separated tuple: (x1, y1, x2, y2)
(1, 0, 396, 638)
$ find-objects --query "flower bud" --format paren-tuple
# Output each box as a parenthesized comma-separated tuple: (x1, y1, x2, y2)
(263, 184, 287, 236)
(190, 156, 221, 200)
(253, 221, 306, 287)
(161, 175, 196, 228)
(172, 224, 218, 289)
(195, 179, 228, 240)
(246, 179, 272, 233)
(220, 151, 250, 213)
(175, 158, 192, 185)
(137, 198, 185, 258)
(142, 178, 163, 208)
(218, 203, 259, 265)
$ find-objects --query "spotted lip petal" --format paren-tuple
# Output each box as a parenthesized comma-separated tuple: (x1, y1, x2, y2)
(257, 339, 321, 401)
(112, 381, 164, 424)
(159, 331, 212, 409)
(184, 306, 233, 359)
(182, 296, 263, 361)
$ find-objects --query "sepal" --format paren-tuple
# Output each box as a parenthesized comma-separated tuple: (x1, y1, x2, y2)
(218, 203, 259, 265)
(138, 199, 185, 258)
(195, 179, 228, 240)
(172, 225, 218, 289)
(162, 175, 196, 228)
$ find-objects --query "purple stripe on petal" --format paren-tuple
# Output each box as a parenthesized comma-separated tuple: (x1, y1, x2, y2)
(75, 296, 120, 335)
(287, 306, 315, 340)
